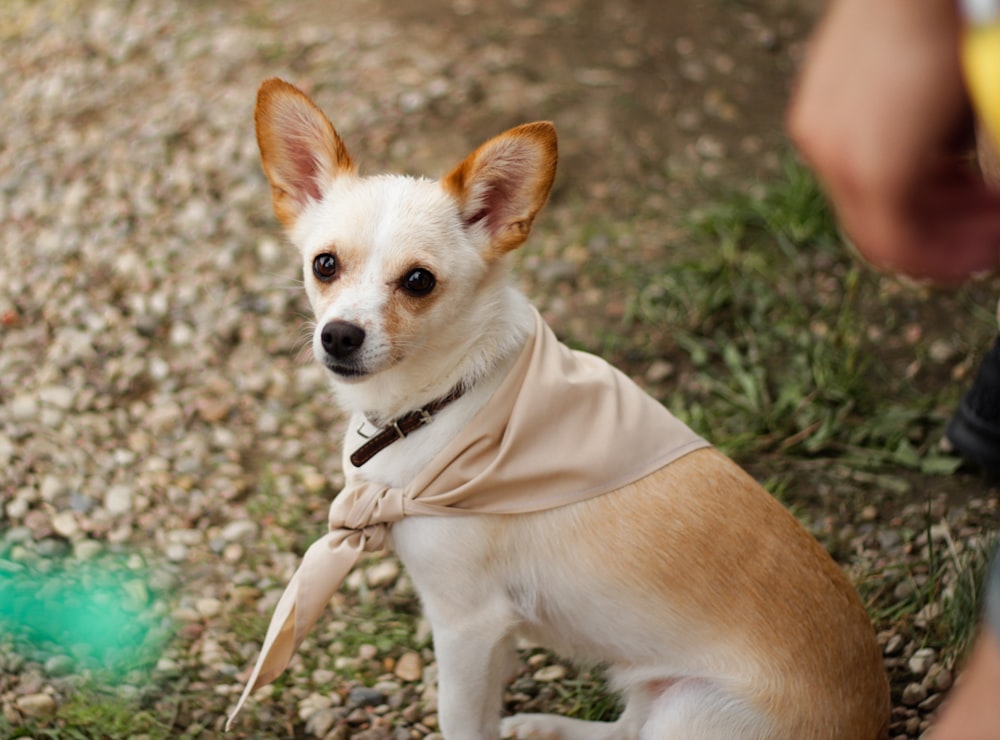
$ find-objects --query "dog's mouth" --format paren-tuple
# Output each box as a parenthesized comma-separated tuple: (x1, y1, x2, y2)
(324, 361, 368, 380)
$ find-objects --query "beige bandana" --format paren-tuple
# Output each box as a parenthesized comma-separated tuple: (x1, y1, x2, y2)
(228, 308, 708, 726)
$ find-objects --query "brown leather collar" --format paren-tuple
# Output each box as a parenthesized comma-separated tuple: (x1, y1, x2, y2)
(350, 385, 466, 468)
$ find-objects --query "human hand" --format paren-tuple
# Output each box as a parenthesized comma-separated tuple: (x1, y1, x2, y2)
(932, 629, 1000, 739)
(787, 0, 1000, 285)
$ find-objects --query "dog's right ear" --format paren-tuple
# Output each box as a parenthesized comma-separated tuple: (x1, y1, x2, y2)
(254, 78, 356, 227)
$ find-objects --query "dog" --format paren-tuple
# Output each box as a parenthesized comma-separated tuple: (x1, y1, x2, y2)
(244, 77, 889, 739)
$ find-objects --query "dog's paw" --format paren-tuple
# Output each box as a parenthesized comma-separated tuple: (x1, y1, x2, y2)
(500, 714, 563, 740)
(501, 714, 624, 740)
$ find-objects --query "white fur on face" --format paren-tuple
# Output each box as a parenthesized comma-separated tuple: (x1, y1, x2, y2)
(292, 174, 491, 381)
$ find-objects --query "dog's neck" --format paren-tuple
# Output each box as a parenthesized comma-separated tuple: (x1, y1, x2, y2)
(330, 287, 535, 427)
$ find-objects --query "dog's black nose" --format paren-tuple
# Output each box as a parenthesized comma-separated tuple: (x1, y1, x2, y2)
(320, 321, 366, 359)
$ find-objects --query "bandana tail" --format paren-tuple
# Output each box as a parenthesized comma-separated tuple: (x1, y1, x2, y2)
(226, 529, 366, 729)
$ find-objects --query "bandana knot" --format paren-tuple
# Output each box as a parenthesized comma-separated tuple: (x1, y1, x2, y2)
(331, 482, 406, 544)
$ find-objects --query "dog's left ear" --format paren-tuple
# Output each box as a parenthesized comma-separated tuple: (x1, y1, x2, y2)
(443, 122, 557, 259)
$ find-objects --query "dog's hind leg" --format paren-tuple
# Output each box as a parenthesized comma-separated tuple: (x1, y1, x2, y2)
(638, 678, 774, 740)
(500, 715, 636, 740)
(500, 694, 645, 740)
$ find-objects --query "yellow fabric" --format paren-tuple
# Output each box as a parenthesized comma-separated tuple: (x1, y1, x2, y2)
(963, 22, 1000, 148)
(227, 308, 708, 726)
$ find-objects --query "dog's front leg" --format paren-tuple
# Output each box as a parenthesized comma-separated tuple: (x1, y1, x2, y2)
(432, 618, 516, 740)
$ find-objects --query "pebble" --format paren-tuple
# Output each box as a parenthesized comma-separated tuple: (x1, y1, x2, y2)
(165, 543, 189, 562)
(348, 687, 387, 708)
(16, 693, 56, 719)
(312, 669, 338, 686)
(305, 707, 339, 736)
(221, 519, 259, 543)
(44, 655, 75, 677)
(104, 484, 134, 515)
(38, 385, 75, 410)
(40, 475, 67, 502)
(884, 634, 905, 656)
(901, 683, 927, 707)
(394, 651, 423, 682)
(645, 359, 675, 384)
(195, 597, 223, 618)
(532, 664, 567, 682)
(73, 539, 102, 560)
(908, 648, 936, 675)
(298, 691, 335, 720)
(10, 395, 38, 421)
(367, 560, 401, 588)
(50, 510, 79, 538)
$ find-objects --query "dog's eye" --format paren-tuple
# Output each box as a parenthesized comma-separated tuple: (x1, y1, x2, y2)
(312, 253, 338, 282)
(402, 268, 436, 296)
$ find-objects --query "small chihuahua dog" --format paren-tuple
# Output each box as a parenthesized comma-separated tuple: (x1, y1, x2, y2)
(252, 78, 889, 739)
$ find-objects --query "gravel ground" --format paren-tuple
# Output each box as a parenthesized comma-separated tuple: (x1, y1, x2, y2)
(2, 0, 999, 738)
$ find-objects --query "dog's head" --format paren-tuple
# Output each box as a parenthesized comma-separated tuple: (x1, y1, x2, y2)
(254, 78, 556, 394)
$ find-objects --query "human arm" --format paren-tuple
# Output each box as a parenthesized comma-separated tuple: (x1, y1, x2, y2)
(786, 0, 1000, 284)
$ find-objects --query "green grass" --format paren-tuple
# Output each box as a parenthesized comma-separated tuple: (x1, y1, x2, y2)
(619, 156, 973, 478)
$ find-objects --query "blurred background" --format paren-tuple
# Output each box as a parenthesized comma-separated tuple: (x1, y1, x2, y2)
(2, 0, 999, 737)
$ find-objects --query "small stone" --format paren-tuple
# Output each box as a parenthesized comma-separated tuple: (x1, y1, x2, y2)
(301, 469, 327, 494)
(165, 543, 188, 562)
(901, 682, 927, 706)
(69, 491, 94, 514)
(298, 691, 334, 721)
(918, 692, 943, 712)
(10, 394, 38, 421)
(44, 655, 75, 676)
(908, 647, 936, 675)
(645, 359, 674, 384)
(156, 657, 180, 672)
(349, 687, 387, 707)
(196, 396, 232, 423)
(394, 651, 423, 682)
(38, 385, 75, 410)
(367, 560, 400, 588)
(312, 669, 337, 686)
(195, 597, 222, 618)
(169, 321, 195, 346)
(104, 484, 134, 515)
(222, 542, 244, 562)
(928, 664, 953, 692)
(73, 539, 102, 560)
(37, 538, 69, 558)
(40, 475, 67, 502)
(305, 707, 338, 736)
(532, 664, 567, 682)
(145, 403, 183, 433)
(221, 519, 259, 543)
(16, 693, 56, 718)
(51, 510, 79, 538)
(883, 633, 904, 656)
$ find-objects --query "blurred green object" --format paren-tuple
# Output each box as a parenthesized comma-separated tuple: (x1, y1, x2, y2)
(0, 557, 167, 676)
